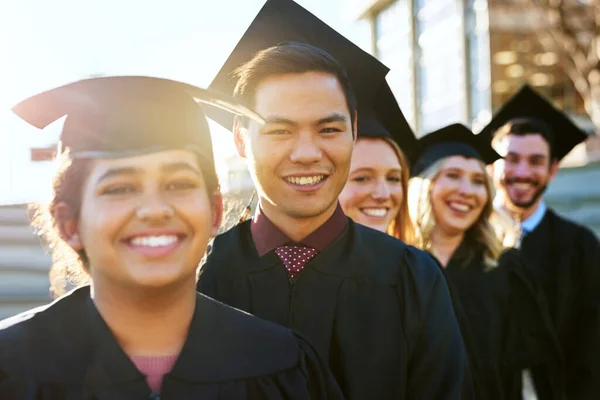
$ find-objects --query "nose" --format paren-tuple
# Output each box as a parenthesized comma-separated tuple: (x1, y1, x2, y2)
(372, 179, 391, 200)
(136, 193, 175, 223)
(289, 133, 322, 164)
(513, 160, 532, 178)
(458, 178, 477, 196)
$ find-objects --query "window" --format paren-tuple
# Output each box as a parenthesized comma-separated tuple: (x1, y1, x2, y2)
(375, 0, 417, 130)
(415, 0, 468, 134)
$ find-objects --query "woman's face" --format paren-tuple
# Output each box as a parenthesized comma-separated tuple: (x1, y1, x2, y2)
(64, 149, 221, 290)
(339, 138, 404, 232)
(430, 156, 489, 235)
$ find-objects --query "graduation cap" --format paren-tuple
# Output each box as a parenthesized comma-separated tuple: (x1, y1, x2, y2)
(11, 75, 265, 161)
(357, 81, 417, 158)
(207, 0, 389, 131)
(410, 123, 501, 177)
(478, 85, 590, 161)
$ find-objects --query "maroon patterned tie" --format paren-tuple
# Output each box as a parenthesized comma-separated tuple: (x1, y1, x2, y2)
(274, 244, 319, 279)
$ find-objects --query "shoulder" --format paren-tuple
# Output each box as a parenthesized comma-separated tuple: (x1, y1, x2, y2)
(547, 209, 598, 240)
(351, 221, 406, 252)
(498, 247, 527, 268)
(496, 248, 537, 287)
(201, 222, 251, 271)
(213, 220, 251, 248)
(0, 287, 88, 376)
(351, 222, 443, 286)
(196, 294, 305, 373)
(545, 209, 600, 262)
(199, 292, 298, 343)
(0, 288, 83, 341)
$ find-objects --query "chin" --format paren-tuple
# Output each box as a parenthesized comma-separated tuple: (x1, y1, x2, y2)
(504, 196, 531, 210)
(443, 222, 471, 236)
(129, 268, 193, 289)
(287, 199, 337, 218)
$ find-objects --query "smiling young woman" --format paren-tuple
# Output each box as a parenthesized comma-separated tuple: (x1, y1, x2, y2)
(339, 84, 416, 244)
(408, 124, 565, 400)
(0, 76, 342, 400)
(340, 137, 410, 238)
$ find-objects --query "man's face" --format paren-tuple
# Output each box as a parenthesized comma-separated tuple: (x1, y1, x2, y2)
(235, 71, 355, 221)
(493, 133, 558, 212)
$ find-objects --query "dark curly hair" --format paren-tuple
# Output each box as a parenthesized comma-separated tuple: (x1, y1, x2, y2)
(30, 149, 220, 298)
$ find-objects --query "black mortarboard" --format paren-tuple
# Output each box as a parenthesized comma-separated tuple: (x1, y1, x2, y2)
(478, 85, 590, 161)
(357, 81, 417, 158)
(12, 76, 265, 161)
(206, 0, 389, 131)
(410, 123, 501, 177)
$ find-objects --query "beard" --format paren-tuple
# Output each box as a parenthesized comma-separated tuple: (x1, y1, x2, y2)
(501, 177, 548, 210)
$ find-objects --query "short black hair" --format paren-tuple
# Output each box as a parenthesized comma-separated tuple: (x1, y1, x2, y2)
(232, 42, 357, 128)
(493, 117, 556, 160)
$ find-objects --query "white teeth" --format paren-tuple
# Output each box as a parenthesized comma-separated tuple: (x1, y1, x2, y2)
(286, 175, 325, 186)
(449, 202, 471, 212)
(130, 235, 178, 247)
(362, 208, 387, 217)
(513, 183, 533, 190)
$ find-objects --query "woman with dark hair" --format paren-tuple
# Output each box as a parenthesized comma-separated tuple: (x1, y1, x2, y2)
(0, 76, 342, 399)
(407, 124, 565, 400)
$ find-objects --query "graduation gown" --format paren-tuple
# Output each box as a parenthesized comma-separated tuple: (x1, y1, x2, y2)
(0, 286, 343, 400)
(518, 209, 600, 399)
(437, 245, 564, 400)
(197, 219, 471, 399)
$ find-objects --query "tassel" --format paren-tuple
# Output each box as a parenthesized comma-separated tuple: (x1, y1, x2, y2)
(239, 191, 257, 224)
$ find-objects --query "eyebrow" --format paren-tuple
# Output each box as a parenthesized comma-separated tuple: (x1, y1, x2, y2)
(351, 167, 402, 174)
(160, 161, 202, 176)
(506, 151, 548, 159)
(442, 167, 483, 175)
(316, 113, 348, 126)
(95, 162, 201, 185)
(529, 154, 548, 160)
(263, 113, 348, 127)
(96, 166, 140, 185)
(264, 117, 298, 126)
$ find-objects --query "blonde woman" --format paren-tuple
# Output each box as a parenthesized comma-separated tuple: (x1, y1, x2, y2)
(339, 92, 415, 244)
(408, 124, 564, 400)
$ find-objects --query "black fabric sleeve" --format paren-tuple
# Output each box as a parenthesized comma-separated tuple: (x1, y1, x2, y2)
(402, 249, 473, 399)
(567, 228, 600, 398)
(293, 332, 345, 400)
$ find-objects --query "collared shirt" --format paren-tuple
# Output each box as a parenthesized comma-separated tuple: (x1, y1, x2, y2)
(493, 195, 548, 234)
(521, 201, 547, 233)
(250, 203, 347, 257)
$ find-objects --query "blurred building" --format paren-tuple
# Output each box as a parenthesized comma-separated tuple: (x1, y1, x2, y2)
(221, 153, 254, 197)
(345, 0, 600, 237)
(0, 204, 51, 320)
(347, 0, 599, 164)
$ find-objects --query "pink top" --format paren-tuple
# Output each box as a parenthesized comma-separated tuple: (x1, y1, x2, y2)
(130, 355, 179, 393)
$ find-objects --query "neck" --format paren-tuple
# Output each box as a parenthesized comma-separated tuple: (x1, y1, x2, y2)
(259, 198, 337, 242)
(430, 228, 464, 267)
(503, 197, 543, 223)
(91, 277, 197, 357)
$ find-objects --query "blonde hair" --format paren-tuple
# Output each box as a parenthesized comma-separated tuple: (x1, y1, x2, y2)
(380, 138, 415, 245)
(408, 157, 517, 269)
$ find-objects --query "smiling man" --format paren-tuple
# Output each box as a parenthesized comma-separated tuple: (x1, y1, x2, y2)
(480, 85, 600, 399)
(197, 1, 470, 399)
(237, 67, 354, 237)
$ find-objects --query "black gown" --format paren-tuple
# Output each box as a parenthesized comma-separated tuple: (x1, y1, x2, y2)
(518, 209, 600, 399)
(197, 219, 471, 399)
(436, 244, 564, 400)
(0, 286, 343, 400)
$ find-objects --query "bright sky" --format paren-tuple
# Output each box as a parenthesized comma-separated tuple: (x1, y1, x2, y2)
(0, 0, 368, 205)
